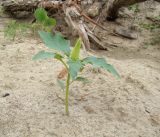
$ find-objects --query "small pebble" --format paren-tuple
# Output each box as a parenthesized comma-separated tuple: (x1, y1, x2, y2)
(2, 93, 10, 97)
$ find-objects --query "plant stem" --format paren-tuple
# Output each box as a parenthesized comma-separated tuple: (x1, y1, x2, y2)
(65, 73, 70, 115)
(59, 59, 70, 115)
(60, 59, 68, 70)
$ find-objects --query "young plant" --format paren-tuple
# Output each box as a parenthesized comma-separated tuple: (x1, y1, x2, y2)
(0, 6, 4, 16)
(4, 8, 56, 39)
(4, 20, 30, 40)
(128, 4, 139, 13)
(139, 23, 160, 31)
(33, 31, 120, 115)
(32, 8, 56, 32)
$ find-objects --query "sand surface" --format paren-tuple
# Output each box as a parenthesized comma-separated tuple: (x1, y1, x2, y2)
(0, 1, 160, 137)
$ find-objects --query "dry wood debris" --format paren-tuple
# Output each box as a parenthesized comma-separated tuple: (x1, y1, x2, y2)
(1, 0, 108, 51)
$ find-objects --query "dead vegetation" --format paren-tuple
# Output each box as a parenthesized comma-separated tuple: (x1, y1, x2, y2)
(2, 0, 158, 51)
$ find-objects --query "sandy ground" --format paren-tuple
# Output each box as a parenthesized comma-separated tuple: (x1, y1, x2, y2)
(0, 1, 160, 137)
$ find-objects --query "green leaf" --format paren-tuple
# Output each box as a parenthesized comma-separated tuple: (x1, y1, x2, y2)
(34, 8, 48, 23)
(33, 50, 63, 61)
(38, 31, 71, 55)
(57, 79, 65, 91)
(75, 77, 90, 84)
(83, 56, 120, 78)
(32, 51, 55, 60)
(67, 59, 84, 80)
(44, 18, 56, 26)
(54, 54, 63, 60)
(70, 38, 81, 61)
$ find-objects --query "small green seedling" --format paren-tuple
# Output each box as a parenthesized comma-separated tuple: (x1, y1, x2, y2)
(32, 8, 56, 32)
(0, 6, 4, 16)
(4, 8, 56, 39)
(139, 23, 160, 31)
(33, 31, 120, 115)
(4, 20, 30, 40)
(128, 4, 139, 13)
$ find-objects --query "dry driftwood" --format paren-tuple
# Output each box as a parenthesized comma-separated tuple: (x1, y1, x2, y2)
(63, 2, 107, 51)
(1, 0, 64, 18)
(106, 0, 160, 21)
(1, 0, 39, 15)
(1, 0, 107, 51)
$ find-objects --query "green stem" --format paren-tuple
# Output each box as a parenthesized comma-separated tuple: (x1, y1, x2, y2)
(60, 59, 68, 70)
(59, 59, 70, 115)
(65, 73, 70, 115)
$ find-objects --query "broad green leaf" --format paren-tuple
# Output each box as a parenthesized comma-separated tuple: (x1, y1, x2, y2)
(57, 79, 65, 91)
(75, 77, 90, 84)
(34, 8, 48, 23)
(32, 51, 55, 60)
(83, 56, 120, 78)
(39, 31, 71, 55)
(32, 51, 63, 61)
(70, 38, 81, 61)
(67, 59, 84, 80)
(44, 18, 56, 26)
